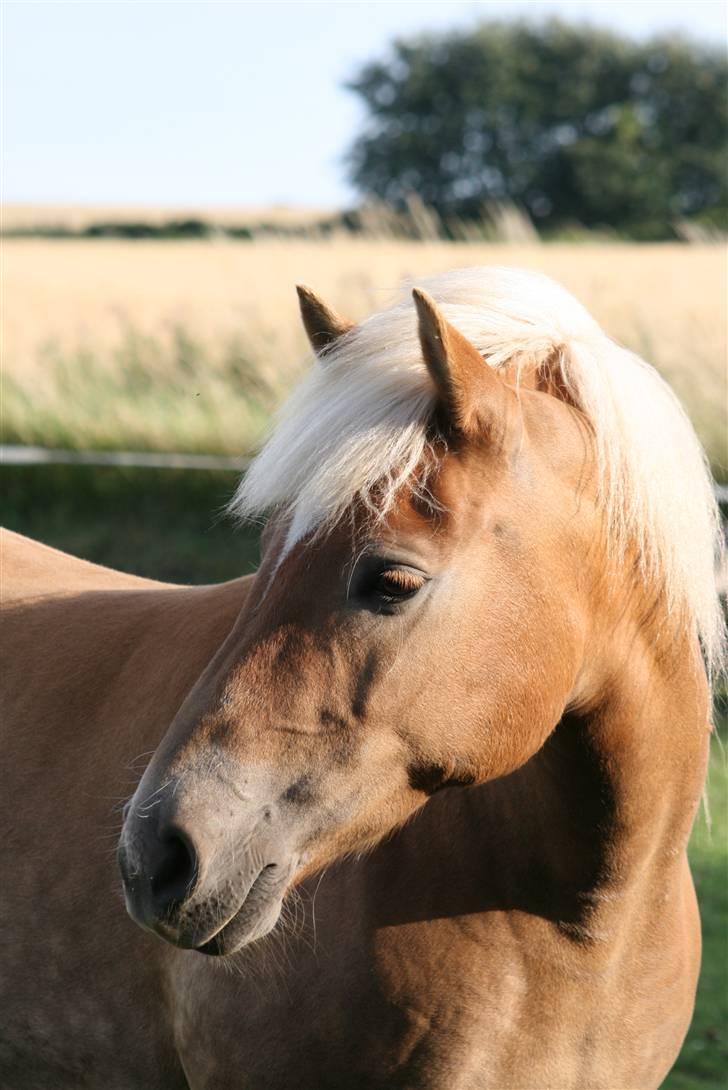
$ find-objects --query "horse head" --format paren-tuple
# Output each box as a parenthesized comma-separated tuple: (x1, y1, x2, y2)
(118, 269, 721, 956)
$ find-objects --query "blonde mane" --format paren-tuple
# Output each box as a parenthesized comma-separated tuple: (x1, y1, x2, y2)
(231, 266, 725, 676)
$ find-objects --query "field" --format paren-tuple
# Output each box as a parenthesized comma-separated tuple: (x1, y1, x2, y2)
(3, 239, 726, 477)
(0, 202, 333, 232)
(1, 235, 726, 1088)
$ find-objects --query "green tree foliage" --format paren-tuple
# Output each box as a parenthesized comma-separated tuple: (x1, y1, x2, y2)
(345, 21, 728, 237)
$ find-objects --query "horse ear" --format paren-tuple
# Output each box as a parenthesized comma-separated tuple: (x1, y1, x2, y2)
(412, 288, 518, 444)
(296, 285, 354, 355)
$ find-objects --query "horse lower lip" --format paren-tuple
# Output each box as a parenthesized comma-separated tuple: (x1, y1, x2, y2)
(195, 899, 282, 957)
(192, 864, 286, 956)
(197, 928, 238, 956)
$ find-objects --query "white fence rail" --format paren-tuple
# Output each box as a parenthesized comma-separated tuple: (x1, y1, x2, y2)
(2, 444, 727, 503)
(1, 445, 250, 472)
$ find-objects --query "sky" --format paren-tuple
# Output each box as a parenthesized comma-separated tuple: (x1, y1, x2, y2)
(2, 0, 727, 208)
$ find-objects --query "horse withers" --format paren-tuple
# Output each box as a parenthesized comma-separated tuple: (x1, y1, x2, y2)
(2, 268, 723, 1089)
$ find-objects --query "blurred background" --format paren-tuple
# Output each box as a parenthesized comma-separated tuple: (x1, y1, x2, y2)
(1, 3, 726, 1084)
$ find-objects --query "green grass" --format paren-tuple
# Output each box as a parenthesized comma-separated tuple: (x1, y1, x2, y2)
(2, 464, 726, 1087)
(665, 721, 728, 1090)
(1, 464, 258, 583)
(3, 320, 726, 484)
(2, 325, 284, 457)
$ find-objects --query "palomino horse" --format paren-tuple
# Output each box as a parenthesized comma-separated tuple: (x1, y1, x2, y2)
(1, 268, 723, 1089)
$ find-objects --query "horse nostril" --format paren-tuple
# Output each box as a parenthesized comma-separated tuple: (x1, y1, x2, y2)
(150, 830, 198, 915)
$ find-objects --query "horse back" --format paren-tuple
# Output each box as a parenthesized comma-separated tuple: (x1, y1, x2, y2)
(1, 527, 160, 602)
(1, 529, 252, 749)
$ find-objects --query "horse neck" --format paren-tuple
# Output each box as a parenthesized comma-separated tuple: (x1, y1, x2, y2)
(581, 624, 708, 865)
(495, 614, 711, 930)
(365, 616, 710, 936)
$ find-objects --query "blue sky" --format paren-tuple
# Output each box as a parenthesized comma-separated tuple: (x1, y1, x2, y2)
(3, 1, 726, 207)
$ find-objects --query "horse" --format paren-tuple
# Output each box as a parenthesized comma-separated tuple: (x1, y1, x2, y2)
(1, 266, 723, 1090)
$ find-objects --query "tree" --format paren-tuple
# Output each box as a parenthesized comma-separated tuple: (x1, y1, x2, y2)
(345, 20, 728, 237)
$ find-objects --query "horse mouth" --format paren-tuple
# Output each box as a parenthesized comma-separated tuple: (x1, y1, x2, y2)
(193, 862, 290, 957)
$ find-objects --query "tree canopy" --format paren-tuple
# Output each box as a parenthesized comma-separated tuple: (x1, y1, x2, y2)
(345, 20, 728, 238)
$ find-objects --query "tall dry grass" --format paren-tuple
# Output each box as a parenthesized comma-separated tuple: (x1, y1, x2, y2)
(2, 238, 726, 475)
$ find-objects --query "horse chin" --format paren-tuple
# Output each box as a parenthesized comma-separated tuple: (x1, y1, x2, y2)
(196, 893, 284, 956)
(190, 860, 294, 957)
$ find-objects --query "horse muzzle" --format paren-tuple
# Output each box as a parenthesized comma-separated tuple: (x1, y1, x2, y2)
(117, 781, 297, 956)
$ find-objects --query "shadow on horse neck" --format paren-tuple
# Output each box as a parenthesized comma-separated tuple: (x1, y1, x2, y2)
(343, 619, 709, 944)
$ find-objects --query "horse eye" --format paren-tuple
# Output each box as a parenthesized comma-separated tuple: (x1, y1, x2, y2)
(372, 567, 426, 603)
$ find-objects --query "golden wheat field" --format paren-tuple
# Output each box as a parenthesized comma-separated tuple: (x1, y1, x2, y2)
(2, 238, 726, 475)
